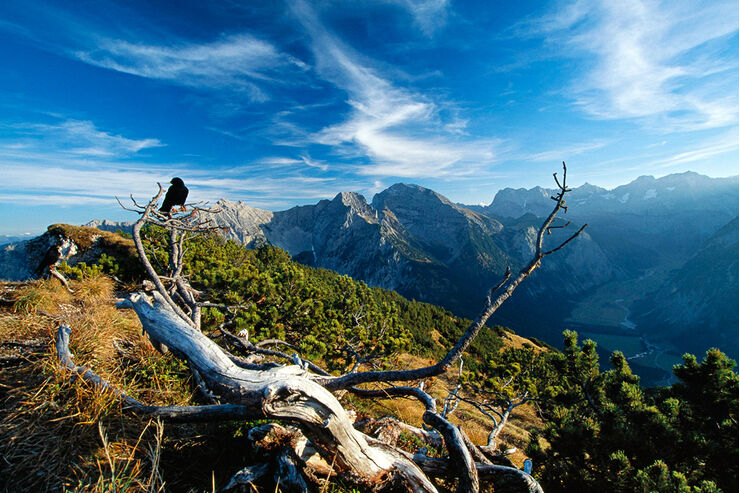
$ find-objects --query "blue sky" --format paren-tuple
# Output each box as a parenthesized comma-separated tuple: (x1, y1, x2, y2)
(0, 0, 737, 235)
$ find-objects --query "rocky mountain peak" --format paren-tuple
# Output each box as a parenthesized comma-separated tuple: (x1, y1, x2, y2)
(333, 191, 366, 207)
(632, 175, 656, 184)
(486, 186, 553, 218)
(372, 183, 456, 210)
(370, 182, 504, 266)
(325, 192, 378, 228)
(575, 183, 606, 194)
(206, 199, 274, 246)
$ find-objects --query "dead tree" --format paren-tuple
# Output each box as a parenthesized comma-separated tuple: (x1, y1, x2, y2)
(56, 165, 586, 492)
(116, 185, 223, 332)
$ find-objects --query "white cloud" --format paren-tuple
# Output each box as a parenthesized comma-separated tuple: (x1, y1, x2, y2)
(74, 34, 305, 99)
(525, 0, 738, 131)
(0, 115, 359, 209)
(644, 135, 738, 170)
(0, 193, 117, 206)
(0, 164, 166, 202)
(300, 155, 329, 171)
(0, 159, 354, 209)
(257, 157, 304, 166)
(290, 0, 498, 178)
(254, 155, 329, 172)
(524, 140, 609, 162)
(444, 117, 468, 135)
(384, 0, 450, 36)
(368, 180, 386, 195)
(3, 119, 162, 158)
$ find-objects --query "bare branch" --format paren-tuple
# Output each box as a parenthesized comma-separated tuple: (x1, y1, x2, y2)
(130, 193, 148, 210)
(315, 163, 585, 393)
(542, 223, 588, 256)
(255, 339, 298, 351)
(413, 456, 543, 493)
(196, 302, 252, 310)
(219, 327, 331, 377)
(423, 412, 479, 493)
(117, 292, 439, 492)
(115, 195, 141, 213)
(350, 385, 437, 413)
(105, 169, 568, 491)
(55, 324, 260, 422)
(125, 185, 196, 328)
(118, 183, 229, 331)
(441, 357, 465, 418)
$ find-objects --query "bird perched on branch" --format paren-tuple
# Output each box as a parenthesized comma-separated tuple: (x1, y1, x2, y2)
(34, 245, 61, 276)
(160, 177, 189, 212)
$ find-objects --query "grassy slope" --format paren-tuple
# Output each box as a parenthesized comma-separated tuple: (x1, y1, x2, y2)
(0, 278, 260, 492)
(0, 272, 544, 492)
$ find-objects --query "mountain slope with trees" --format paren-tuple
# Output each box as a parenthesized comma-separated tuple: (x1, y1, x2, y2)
(2, 223, 735, 491)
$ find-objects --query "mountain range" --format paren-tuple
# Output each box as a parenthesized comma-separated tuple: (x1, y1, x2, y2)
(3, 171, 737, 385)
(199, 171, 737, 385)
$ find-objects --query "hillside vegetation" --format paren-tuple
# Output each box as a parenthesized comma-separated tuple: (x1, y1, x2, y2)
(1, 226, 541, 491)
(0, 225, 736, 492)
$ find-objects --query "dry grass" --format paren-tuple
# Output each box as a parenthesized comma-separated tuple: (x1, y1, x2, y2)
(0, 276, 215, 492)
(0, 275, 300, 492)
(500, 331, 547, 353)
(47, 223, 136, 256)
(345, 352, 544, 469)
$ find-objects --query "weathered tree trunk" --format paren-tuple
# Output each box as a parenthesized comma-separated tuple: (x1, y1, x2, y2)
(117, 291, 437, 492)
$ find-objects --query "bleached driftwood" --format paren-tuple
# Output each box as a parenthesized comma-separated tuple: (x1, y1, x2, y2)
(116, 291, 437, 492)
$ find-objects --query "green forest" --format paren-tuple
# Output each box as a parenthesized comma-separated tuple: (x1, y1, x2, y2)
(54, 225, 738, 492)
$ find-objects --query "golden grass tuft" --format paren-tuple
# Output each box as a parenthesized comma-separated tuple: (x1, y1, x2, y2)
(9, 278, 74, 315)
(47, 223, 136, 255)
(500, 331, 547, 353)
(1, 275, 260, 492)
(0, 276, 189, 491)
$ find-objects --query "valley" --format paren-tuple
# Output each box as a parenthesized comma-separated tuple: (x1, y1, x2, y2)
(562, 260, 688, 385)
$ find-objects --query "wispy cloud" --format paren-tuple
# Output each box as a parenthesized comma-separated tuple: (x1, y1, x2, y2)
(300, 154, 329, 171)
(384, 0, 450, 36)
(524, 140, 609, 162)
(0, 164, 168, 204)
(252, 155, 329, 172)
(290, 0, 497, 178)
(0, 159, 348, 209)
(643, 133, 738, 170)
(521, 0, 738, 131)
(0, 118, 174, 202)
(0, 117, 349, 209)
(2, 119, 162, 157)
(0, 4, 307, 103)
(576, 130, 738, 181)
(74, 34, 305, 100)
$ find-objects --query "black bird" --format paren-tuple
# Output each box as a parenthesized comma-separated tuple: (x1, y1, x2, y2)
(34, 245, 61, 277)
(160, 177, 189, 212)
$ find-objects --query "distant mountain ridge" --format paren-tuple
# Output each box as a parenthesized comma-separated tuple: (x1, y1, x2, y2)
(0, 171, 734, 386)
(0, 234, 34, 247)
(475, 172, 737, 218)
(633, 217, 739, 354)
